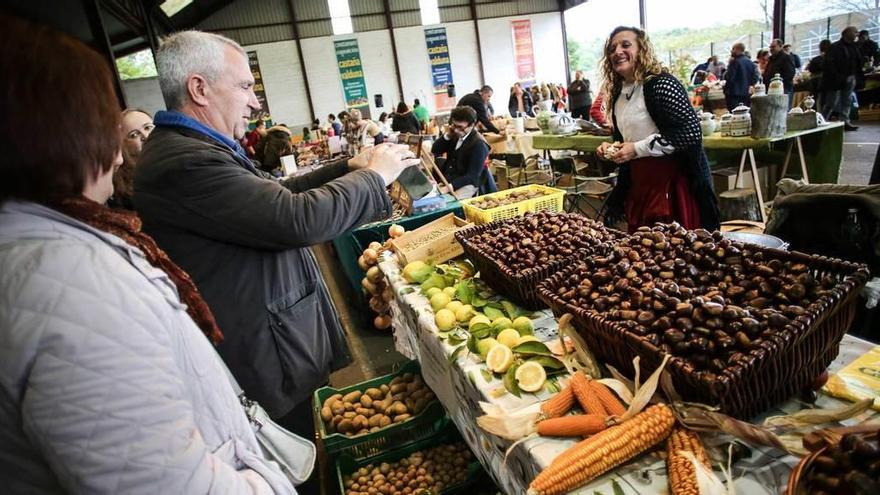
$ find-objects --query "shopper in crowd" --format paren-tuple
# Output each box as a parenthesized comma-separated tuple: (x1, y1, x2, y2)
(529, 84, 542, 104)
(255, 124, 293, 175)
(690, 56, 712, 84)
(858, 29, 879, 67)
(724, 42, 758, 110)
(328, 112, 343, 136)
(0, 16, 297, 494)
(311, 118, 321, 131)
(302, 126, 312, 143)
(822, 26, 863, 131)
(412, 98, 430, 131)
(764, 39, 796, 94)
(133, 30, 418, 473)
(590, 90, 610, 128)
(567, 70, 593, 119)
(244, 118, 266, 157)
(807, 39, 832, 105)
(596, 26, 720, 233)
(391, 102, 421, 135)
(755, 49, 770, 76)
(377, 111, 393, 136)
(458, 85, 501, 133)
(507, 82, 535, 117)
(109, 108, 154, 210)
(783, 43, 802, 70)
(431, 106, 491, 199)
(349, 108, 385, 146)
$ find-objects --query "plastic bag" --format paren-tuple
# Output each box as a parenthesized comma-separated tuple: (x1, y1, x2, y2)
(823, 344, 880, 411)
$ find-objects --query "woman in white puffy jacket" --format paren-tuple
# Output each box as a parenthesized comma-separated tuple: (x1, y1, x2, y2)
(0, 14, 297, 494)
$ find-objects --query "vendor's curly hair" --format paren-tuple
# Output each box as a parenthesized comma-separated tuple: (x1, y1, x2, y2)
(599, 26, 665, 113)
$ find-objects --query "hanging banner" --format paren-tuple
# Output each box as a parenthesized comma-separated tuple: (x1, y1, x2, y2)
(334, 38, 370, 117)
(247, 51, 271, 122)
(511, 19, 536, 87)
(425, 27, 455, 111)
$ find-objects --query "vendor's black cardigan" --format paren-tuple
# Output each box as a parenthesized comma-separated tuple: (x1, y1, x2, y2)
(606, 72, 721, 231)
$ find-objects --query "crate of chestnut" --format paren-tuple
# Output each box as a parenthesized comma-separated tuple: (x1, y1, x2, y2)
(788, 429, 880, 495)
(537, 223, 869, 418)
(454, 211, 623, 310)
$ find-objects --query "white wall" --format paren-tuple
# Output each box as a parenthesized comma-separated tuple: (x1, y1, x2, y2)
(477, 12, 567, 115)
(122, 77, 165, 115)
(243, 40, 312, 130)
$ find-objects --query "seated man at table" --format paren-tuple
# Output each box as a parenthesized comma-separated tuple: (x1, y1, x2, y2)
(432, 106, 492, 199)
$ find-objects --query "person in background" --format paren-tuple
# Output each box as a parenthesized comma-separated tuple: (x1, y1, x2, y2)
(589, 90, 610, 128)
(310, 118, 321, 131)
(457, 85, 500, 133)
(529, 84, 542, 106)
(110, 108, 154, 210)
(709, 56, 726, 79)
(690, 56, 712, 84)
(349, 108, 385, 146)
(412, 98, 430, 131)
(568, 70, 593, 119)
(858, 30, 878, 67)
(0, 15, 296, 494)
(302, 126, 312, 143)
(783, 43, 802, 70)
(376, 112, 393, 136)
(822, 26, 863, 131)
(328, 113, 342, 136)
(724, 42, 758, 110)
(596, 25, 720, 233)
(431, 106, 491, 199)
(548, 82, 561, 111)
(255, 124, 293, 176)
(244, 118, 266, 157)
(507, 82, 535, 117)
(755, 49, 770, 76)
(807, 39, 831, 107)
(765, 39, 796, 94)
(391, 102, 420, 135)
(133, 31, 419, 492)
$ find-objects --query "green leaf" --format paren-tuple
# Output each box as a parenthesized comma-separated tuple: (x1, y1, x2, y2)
(471, 294, 488, 308)
(466, 333, 479, 355)
(447, 328, 469, 345)
(528, 355, 566, 370)
(438, 331, 451, 340)
(504, 363, 522, 397)
(399, 287, 415, 295)
(544, 380, 559, 394)
(420, 274, 447, 292)
(501, 300, 518, 319)
(456, 280, 475, 305)
(612, 479, 625, 495)
(469, 322, 492, 339)
(512, 341, 553, 357)
(448, 344, 466, 363)
(480, 369, 494, 382)
(483, 306, 504, 320)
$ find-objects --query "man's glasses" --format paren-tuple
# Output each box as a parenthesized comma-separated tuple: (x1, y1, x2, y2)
(450, 122, 470, 133)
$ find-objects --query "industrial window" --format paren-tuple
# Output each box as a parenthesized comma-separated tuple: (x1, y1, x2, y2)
(328, 0, 354, 35)
(159, 0, 192, 17)
(419, 0, 441, 26)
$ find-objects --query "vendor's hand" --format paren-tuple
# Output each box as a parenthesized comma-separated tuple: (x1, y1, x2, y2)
(596, 142, 612, 158)
(365, 144, 420, 186)
(611, 142, 637, 164)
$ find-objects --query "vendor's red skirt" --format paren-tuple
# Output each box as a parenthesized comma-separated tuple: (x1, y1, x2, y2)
(625, 156, 701, 233)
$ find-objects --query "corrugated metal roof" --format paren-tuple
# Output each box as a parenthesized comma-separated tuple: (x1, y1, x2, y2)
(517, 0, 557, 14)
(298, 18, 333, 38)
(349, 0, 384, 16)
(196, 0, 289, 30)
(390, 0, 419, 10)
(352, 13, 388, 32)
(291, 0, 330, 21)
(440, 6, 471, 23)
(211, 24, 295, 45)
(391, 10, 422, 28)
(439, 0, 469, 6)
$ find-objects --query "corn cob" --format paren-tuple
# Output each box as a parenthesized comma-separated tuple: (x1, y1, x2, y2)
(666, 427, 711, 495)
(536, 414, 607, 437)
(569, 372, 607, 416)
(540, 383, 575, 419)
(589, 381, 627, 416)
(528, 403, 675, 495)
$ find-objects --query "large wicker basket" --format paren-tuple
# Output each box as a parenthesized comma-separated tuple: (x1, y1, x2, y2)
(537, 246, 869, 419)
(455, 219, 622, 310)
(786, 430, 880, 495)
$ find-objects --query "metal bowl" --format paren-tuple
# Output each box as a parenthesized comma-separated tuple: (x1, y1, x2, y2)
(722, 231, 788, 250)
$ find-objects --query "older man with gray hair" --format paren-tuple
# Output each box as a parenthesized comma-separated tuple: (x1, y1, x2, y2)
(134, 30, 417, 483)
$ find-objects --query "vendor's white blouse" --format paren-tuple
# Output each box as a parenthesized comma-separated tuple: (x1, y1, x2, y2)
(615, 82, 676, 158)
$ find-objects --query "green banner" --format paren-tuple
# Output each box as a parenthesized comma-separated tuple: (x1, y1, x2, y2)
(334, 38, 369, 115)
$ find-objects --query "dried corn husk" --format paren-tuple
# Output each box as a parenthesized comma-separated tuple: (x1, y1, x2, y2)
(619, 354, 670, 422)
(762, 398, 873, 428)
(557, 314, 602, 379)
(680, 450, 730, 495)
(476, 401, 542, 440)
(677, 404, 799, 455)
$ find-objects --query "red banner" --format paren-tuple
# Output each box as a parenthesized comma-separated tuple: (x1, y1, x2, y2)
(511, 19, 536, 86)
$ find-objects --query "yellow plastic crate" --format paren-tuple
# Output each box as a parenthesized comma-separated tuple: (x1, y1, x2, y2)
(460, 184, 565, 225)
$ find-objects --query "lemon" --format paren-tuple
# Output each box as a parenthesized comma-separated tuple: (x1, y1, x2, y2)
(517, 335, 541, 345)
(442, 286, 457, 298)
(435, 309, 456, 331)
(468, 314, 491, 328)
(455, 304, 475, 322)
(497, 328, 521, 348)
(402, 260, 432, 284)
(425, 287, 442, 298)
(476, 338, 500, 360)
(445, 300, 463, 313)
(491, 317, 513, 332)
(486, 345, 514, 373)
(513, 316, 534, 335)
(430, 292, 452, 312)
(515, 361, 547, 392)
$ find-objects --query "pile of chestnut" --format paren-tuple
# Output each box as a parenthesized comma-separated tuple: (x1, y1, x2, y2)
(466, 211, 620, 273)
(805, 432, 880, 494)
(548, 223, 841, 375)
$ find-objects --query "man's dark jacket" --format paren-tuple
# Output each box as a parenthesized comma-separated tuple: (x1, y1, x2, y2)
(134, 127, 391, 418)
(724, 53, 758, 104)
(457, 91, 499, 133)
(822, 38, 863, 91)
(763, 51, 796, 93)
(567, 78, 591, 110)
(432, 130, 490, 191)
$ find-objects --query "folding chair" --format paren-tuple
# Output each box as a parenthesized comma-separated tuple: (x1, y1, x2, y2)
(549, 156, 617, 220)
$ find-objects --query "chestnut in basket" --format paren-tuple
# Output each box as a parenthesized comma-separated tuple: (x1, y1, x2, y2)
(804, 431, 880, 494)
(552, 222, 841, 376)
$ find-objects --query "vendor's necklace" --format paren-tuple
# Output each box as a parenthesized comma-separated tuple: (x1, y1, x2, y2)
(624, 83, 637, 101)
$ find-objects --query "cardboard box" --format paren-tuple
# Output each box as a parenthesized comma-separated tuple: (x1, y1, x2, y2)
(390, 214, 472, 265)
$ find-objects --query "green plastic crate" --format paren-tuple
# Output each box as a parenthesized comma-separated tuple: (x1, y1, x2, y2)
(335, 423, 484, 495)
(314, 360, 448, 460)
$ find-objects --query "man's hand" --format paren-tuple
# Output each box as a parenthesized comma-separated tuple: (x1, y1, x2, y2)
(596, 141, 612, 157)
(611, 142, 637, 163)
(365, 144, 420, 186)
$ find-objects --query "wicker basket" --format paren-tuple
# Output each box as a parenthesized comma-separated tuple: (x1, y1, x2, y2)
(455, 218, 622, 310)
(786, 431, 880, 495)
(537, 247, 870, 419)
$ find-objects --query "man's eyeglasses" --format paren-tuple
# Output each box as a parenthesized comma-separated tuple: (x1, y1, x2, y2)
(450, 122, 471, 133)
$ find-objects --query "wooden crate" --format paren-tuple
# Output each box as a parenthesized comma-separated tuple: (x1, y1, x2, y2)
(390, 213, 472, 265)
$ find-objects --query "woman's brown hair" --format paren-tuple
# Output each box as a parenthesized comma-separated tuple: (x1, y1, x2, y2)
(599, 26, 665, 112)
(0, 14, 121, 205)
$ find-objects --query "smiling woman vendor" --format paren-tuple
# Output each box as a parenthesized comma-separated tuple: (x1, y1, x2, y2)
(596, 26, 719, 233)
